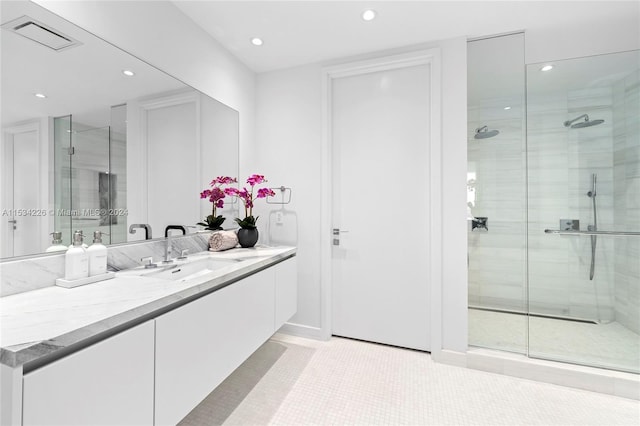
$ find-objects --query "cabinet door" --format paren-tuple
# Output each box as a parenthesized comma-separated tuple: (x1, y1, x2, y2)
(155, 268, 275, 425)
(275, 257, 298, 328)
(22, 321, 155, 426)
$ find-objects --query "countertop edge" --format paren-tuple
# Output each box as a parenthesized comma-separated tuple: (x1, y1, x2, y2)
(1, 247, 296, 369)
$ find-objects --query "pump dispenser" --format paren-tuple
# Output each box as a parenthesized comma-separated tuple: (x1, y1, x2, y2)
(87, 230, 108, 276)
(46, 231, 67, 252)
(68, 230, 88, 249)
(65, 230, 89, 280)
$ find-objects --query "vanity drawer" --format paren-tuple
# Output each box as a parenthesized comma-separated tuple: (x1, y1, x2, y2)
(22, 321, 155, 426)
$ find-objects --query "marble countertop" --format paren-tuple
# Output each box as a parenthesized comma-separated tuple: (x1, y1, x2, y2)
(0, 246, 296, 368)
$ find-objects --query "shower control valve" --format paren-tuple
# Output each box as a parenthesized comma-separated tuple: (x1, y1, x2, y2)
(471, 217, 488, 232)
(560, 219, 580, 231)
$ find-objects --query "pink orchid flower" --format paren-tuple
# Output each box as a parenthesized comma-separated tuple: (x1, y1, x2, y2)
(225, 174, 275, 224)
(200, 176, 237, 218)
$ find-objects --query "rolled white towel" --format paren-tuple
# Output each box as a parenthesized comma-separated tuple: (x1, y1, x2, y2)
(208, 230, 238, 251)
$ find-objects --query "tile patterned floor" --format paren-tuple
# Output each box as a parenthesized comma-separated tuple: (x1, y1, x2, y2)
(181, 333, 640, 425)
(468, 309, 640, 373)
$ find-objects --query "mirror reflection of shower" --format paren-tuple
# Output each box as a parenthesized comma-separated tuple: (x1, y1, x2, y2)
(563, 113, 604, 128)
(474, 125, 500, 139)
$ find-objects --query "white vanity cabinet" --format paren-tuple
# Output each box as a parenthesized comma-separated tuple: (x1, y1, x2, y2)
(275, 256, 298, 328)
(154, 267, 277, 426)
(2, 254, 297, 426)
(21, 321, 155, 426)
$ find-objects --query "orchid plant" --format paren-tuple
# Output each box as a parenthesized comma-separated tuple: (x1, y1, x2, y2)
(224, 174, 276, 229)
(198, 176, 237, 230)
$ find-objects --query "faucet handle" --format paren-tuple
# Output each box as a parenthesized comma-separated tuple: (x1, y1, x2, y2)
(141, 256, 157, 269)
(178, 249, 189, 260)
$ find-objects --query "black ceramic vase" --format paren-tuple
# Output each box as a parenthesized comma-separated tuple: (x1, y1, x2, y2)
(237, 228, 259, 248)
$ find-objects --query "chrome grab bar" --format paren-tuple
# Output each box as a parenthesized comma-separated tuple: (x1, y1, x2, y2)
(544, 229, 640, 236)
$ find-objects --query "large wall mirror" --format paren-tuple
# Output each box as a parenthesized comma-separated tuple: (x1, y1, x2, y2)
(1, 1, 239, 259)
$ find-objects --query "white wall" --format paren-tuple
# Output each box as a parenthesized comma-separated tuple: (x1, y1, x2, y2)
(33, 0, 256, 180)
(440, 37, 468, 352)
(253, 64, 323, 329)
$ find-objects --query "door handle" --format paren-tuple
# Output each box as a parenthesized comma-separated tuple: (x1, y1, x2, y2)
(332, 228, 349, 246)
(8, 219, 17, 230)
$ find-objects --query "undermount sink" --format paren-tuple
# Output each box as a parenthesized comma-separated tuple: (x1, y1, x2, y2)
(116, 257, 238, 282)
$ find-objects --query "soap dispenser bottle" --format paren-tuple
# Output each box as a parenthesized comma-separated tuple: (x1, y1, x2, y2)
(65, 230, 89, 280)
(46, 231, 67, 253)
(87, 230, 108, 276)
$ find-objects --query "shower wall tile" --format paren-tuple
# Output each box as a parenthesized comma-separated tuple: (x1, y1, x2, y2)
(468, 103, 526, 312)
(567, 87, 612, 111)
(525, 89, 615, 321)
(613, 70, 640, 334)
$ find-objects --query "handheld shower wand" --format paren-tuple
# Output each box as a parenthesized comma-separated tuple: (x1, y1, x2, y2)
(587, 173, 604, 323)
(587, 174, 597, 281)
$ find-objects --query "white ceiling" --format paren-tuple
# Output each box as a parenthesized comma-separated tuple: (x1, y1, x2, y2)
(173, 0, 639, 73)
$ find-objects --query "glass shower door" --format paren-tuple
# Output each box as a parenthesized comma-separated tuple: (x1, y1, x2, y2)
(467, 33, 527, 354)
(526, 50, 640, 373)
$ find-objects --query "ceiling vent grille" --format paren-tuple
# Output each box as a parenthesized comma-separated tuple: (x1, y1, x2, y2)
(1, 15, 81, 51)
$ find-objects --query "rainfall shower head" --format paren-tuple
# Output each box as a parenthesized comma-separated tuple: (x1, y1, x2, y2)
(474, 125, 499, 139)
(564, 114, 604, 129)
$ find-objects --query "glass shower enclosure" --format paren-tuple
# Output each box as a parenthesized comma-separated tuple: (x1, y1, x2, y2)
(468, 33, 639, 374)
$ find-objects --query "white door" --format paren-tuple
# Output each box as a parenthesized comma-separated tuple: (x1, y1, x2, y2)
(331, 64, 431, 350)
(1, 127, 42, 257)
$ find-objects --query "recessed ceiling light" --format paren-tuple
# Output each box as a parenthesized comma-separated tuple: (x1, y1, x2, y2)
(122, 70, 135, 77)
(34, 93, 46, 98)
(362, 9, 377, 21)
(504, 106, 512, 110)
(540, 64, 554, 72)
(251, 37, 263, 46)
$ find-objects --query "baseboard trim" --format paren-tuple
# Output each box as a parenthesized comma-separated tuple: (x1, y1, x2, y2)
(437, 348, 639, 400)
(278, 322, 327, 340)
(436, 349, 467, 367)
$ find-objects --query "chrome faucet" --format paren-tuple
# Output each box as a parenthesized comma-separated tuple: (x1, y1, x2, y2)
(129, 223, 152, 240)
(163, 225, 187, 263)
